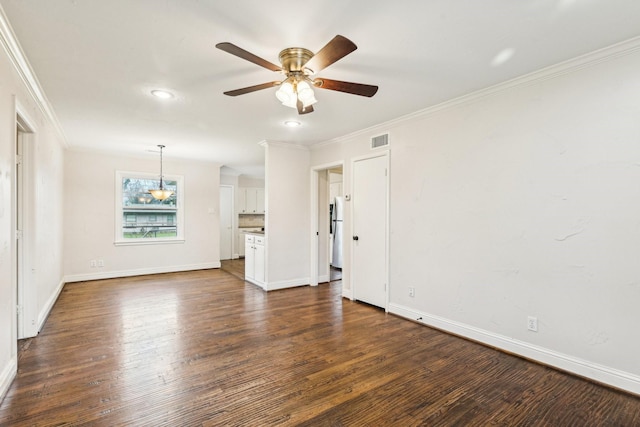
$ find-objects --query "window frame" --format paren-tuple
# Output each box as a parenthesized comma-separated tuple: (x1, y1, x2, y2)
(115, 170, 185, 246)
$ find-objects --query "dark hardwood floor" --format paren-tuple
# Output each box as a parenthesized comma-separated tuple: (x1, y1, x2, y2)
(220, 258, 245, 281)
(1, 268, 639, 426)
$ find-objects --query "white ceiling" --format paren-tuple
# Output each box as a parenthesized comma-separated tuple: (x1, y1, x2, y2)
(2, 0, 640, 177)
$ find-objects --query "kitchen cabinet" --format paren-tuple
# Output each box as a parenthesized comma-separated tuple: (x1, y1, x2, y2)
(245, 234, 255, 279)
(237, 227, 262, 257)
(238, 187, 265, 214)
(254, 238, 265, 283)
(245, 233, 265, 287)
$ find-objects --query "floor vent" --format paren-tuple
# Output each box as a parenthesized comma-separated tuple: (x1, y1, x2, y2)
(371, 133, 389, 149)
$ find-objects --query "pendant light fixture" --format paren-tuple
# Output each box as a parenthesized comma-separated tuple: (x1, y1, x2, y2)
(148, 144, 174, 201)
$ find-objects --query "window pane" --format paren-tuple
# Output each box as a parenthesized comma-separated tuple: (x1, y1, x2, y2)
(121, 177, 178, 239)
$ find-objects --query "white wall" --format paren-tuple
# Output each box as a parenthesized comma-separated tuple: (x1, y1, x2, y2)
(220, 173, 238, 187)
(64, 150, 221, 281)
(310, 40, 640, 394)
(238, 176, 264, 188)
(0, 24, 66, 400)
(264, 142, 310, 290)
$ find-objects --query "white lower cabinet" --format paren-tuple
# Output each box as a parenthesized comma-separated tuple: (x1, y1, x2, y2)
(254, 239, 265, 283)
(245, 234, 265, 288)
(245, 235, 255, 279)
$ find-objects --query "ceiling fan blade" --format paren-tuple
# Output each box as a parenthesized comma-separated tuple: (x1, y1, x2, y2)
(216, 42, 282, 72)
(303, 35, 357, 74)
(223, 81, 281, 96)
(314, 78, 378, 97)
(297, 100, 314, 115)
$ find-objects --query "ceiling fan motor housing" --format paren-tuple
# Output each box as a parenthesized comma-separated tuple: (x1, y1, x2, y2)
(278, 47, 314, 74)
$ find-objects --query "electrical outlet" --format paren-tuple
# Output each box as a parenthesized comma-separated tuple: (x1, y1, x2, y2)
(527, 316, 538, 332)
(97, 259, 105, 268)
(90, 260, 97, 268)
(409, 287, 415, 297)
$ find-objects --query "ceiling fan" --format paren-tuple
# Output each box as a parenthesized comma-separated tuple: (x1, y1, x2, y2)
(215, 35, 378, 115)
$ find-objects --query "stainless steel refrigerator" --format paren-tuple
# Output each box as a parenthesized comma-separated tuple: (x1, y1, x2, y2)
(331, 196, 343, 268)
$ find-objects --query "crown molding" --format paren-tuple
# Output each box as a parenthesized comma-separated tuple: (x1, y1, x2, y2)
(261, 140, 310, 151)
(0, 6, 68, 147)
(314, 35, 640, 150)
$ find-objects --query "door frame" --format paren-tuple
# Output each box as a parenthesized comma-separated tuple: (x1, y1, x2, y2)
(310, 160, 344, 287)
(15, 100, 38, 338)
(350, 150, 390, 310)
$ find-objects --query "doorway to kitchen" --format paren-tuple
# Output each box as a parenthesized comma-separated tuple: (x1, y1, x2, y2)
(310, 162, 344, 289)
(328, 167, 343, 282)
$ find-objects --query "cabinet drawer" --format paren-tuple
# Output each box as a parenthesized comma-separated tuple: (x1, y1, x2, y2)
(255, 236, 265, 245)
(245, 234, 255, 244)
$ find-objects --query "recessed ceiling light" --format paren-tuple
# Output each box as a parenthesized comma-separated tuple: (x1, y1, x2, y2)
(284, 120, 301, 127)
(151, 89, 174, 99)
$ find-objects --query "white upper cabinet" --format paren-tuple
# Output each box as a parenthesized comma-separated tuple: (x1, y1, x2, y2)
(238, 187, 265, 214)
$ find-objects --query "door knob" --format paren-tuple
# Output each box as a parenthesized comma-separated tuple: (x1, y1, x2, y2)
(353, 235, 359, 241)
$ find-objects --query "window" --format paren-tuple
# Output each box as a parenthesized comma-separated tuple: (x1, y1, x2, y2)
(115, 171, 184, 245)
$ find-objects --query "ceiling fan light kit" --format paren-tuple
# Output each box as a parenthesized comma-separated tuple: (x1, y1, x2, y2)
(276, 77, 317, 110)
(216, 35, 378, 115)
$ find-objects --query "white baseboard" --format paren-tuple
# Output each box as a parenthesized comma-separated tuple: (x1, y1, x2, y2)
(388, 303, 640, 396)
(342, 288, 353, 300)
(64, 262, 221, 283)
(244, 277, 265, 290)
(38, 277, 65, 332)
(0, 357, 17, 405)
(264, 277, 310, 291)
(318, 274, 330, 283)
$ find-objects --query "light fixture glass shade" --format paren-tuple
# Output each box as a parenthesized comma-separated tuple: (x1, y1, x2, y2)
(276, 81, 297, 109)
(148, 188, 174, 201)
(296, 80, 317, 107)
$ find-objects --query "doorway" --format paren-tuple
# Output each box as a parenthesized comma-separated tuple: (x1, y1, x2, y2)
(15, 110, 36, 339)
(310, 162, 344, 287)
(328, 167, 343, 282)
(219, 185, 234, 260)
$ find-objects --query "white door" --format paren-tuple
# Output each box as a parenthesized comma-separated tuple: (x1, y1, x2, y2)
(219, 186, 234, 260)
(352, 154, 388, 309)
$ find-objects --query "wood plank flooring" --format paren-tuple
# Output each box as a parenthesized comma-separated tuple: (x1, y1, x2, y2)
(1, 267, 639, 426)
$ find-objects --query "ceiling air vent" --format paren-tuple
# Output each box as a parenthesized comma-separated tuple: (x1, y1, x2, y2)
(371, 133, 389, 149)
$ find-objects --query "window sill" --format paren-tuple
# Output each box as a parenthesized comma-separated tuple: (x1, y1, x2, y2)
(114, 239, 185, 247)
